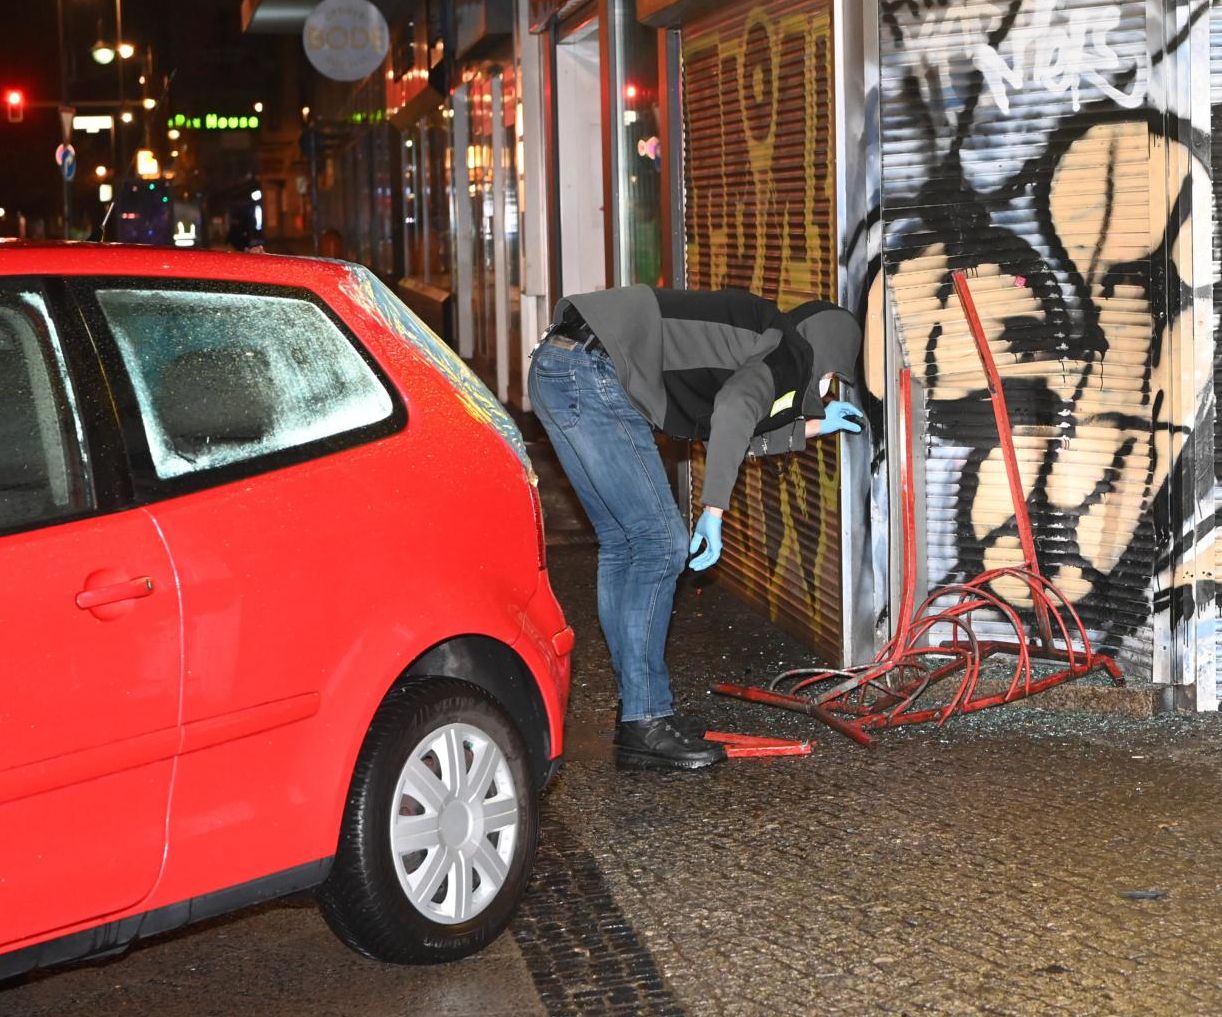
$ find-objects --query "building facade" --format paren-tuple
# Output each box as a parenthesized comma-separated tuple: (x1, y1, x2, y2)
(243, 0, 1222, 711)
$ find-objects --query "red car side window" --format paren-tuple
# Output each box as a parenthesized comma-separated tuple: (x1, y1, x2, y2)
(95, 288, 394, 481)
(0, 286, 92, 533)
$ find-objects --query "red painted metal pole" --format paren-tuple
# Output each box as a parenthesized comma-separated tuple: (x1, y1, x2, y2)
(711, 682, 876, 747)
(703, 732, 815, 758)
(950, 270, 1054, 646)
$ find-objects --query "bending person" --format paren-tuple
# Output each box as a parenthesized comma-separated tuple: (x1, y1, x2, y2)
(528, 286, 864, 771)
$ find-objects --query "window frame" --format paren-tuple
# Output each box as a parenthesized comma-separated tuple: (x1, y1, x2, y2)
(67, 277, 408, 503)
(0, 277, 125, 539)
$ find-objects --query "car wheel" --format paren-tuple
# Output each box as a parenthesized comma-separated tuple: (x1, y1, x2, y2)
(317, 677, 539, 964)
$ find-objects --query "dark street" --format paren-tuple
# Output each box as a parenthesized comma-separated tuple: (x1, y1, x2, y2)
(5, 447, 1221, 1017)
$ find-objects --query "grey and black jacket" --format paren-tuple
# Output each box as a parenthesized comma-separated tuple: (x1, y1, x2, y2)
(551, 285, 849, 509)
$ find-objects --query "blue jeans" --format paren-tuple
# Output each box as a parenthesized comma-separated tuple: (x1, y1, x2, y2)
(528, 340, 688, 723)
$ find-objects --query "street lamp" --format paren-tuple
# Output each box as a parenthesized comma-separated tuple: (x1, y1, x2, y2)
(95, 0, 128, 182)
(91, 40, 133, 65)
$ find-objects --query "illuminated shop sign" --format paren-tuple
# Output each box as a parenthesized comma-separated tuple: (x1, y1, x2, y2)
(173, 221, 198, 247)
(167, 113, 261, 131)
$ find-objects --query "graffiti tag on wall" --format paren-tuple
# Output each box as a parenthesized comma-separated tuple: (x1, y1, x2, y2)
(871, 0, 1208, 678)
(683, 1, 836, 309)
(905, 0, 1147, 118)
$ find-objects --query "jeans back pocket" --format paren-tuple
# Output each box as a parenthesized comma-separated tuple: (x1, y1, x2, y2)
(529, 353, 581, 430)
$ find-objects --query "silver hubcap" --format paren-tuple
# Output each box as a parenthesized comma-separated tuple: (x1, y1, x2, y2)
(389, 721, 520, 925)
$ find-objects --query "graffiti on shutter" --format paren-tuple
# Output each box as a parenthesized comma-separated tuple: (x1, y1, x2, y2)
(869, 0, 1209, 680)
(1212, 0, 1222, 699)
(682, 0, 842, 662)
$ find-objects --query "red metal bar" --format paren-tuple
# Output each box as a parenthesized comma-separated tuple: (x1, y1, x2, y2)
(703, 731, 816, 758)
(712, 683, 876, 747)
(704, 731, 814, 747)
(950, 269, 1054, 647)
(722, 742, 814, 759)
(891, 368, 920, 654)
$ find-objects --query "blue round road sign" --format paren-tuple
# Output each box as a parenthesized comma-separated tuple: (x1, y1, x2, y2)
(56, 144, 77, 181)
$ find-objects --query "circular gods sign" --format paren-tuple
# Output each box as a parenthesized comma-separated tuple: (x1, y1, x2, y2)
(303, 0, 390, 83)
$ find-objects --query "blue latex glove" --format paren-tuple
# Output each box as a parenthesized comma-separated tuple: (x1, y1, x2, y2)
(821, 400, 865, 435)
(689, 509, 723, 571)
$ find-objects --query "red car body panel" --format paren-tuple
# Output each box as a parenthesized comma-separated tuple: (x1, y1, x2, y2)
(0, 243, 570, 959)
(0, 509, 181, 944)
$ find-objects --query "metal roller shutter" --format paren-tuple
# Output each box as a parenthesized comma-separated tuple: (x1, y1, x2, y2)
(1212, 0, 1222, 700)
(879, 1, 1157, 676)
(680, 0, 842, 663)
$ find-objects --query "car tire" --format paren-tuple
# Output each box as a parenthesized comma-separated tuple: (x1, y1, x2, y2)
(317, 677, 539, 964)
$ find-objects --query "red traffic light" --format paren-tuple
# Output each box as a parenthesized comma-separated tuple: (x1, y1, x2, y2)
(5, 89, 24, 123)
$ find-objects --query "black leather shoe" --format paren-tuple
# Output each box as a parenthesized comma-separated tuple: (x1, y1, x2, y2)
(669, 712, 709, 738)
(614, 716, 726, 771)
(615, 702, 708, 739)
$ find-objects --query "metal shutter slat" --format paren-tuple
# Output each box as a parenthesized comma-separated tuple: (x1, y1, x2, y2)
(880, 1, 1156, 678)
(1212, 1, 1222, 699)
(682, 0, 841, 664)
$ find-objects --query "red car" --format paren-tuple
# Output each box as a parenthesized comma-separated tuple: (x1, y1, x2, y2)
(0, 243, 571, 975)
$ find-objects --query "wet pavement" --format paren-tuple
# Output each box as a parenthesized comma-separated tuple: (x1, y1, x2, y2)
(539, 541, 1222, 1017)
(4, 445, 1221, 1016)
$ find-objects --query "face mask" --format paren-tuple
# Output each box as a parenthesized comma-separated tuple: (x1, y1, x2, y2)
(801, 372, 837, 417)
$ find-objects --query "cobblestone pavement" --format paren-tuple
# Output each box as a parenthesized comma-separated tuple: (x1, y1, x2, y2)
(4, 523, 1220, 1017)
(538, 543, 1222, 1017)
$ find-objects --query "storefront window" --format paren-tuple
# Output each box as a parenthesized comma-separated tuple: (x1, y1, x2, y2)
(402, 115, 453, 286)
(468, 73, 496, 369)
(371, 125, 394, 276)
(462, 70, 519, 380)
(402, 131, 418, 276)
(502, 63, 521, 296)
(613, 1, 663, 286)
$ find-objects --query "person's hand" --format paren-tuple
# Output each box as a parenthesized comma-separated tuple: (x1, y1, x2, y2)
(820, 400, 864, 435)
(689, 509, 723, 571)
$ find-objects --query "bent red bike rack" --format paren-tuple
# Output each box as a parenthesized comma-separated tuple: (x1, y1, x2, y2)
(715, 270, 1122, 747)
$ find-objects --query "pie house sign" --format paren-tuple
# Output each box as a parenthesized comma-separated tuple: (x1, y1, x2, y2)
(303, 0, 390, 82)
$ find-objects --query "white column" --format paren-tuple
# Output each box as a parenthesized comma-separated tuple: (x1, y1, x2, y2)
(836, 0, 886, 665)
(1149, 0, 1218, 709)
(516, 0, 553, 411)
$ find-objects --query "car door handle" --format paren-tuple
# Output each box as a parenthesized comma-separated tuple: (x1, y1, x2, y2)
(75, 576, 155, 610)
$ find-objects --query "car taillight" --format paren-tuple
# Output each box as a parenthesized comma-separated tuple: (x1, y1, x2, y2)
(529, 482, 547, 571)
